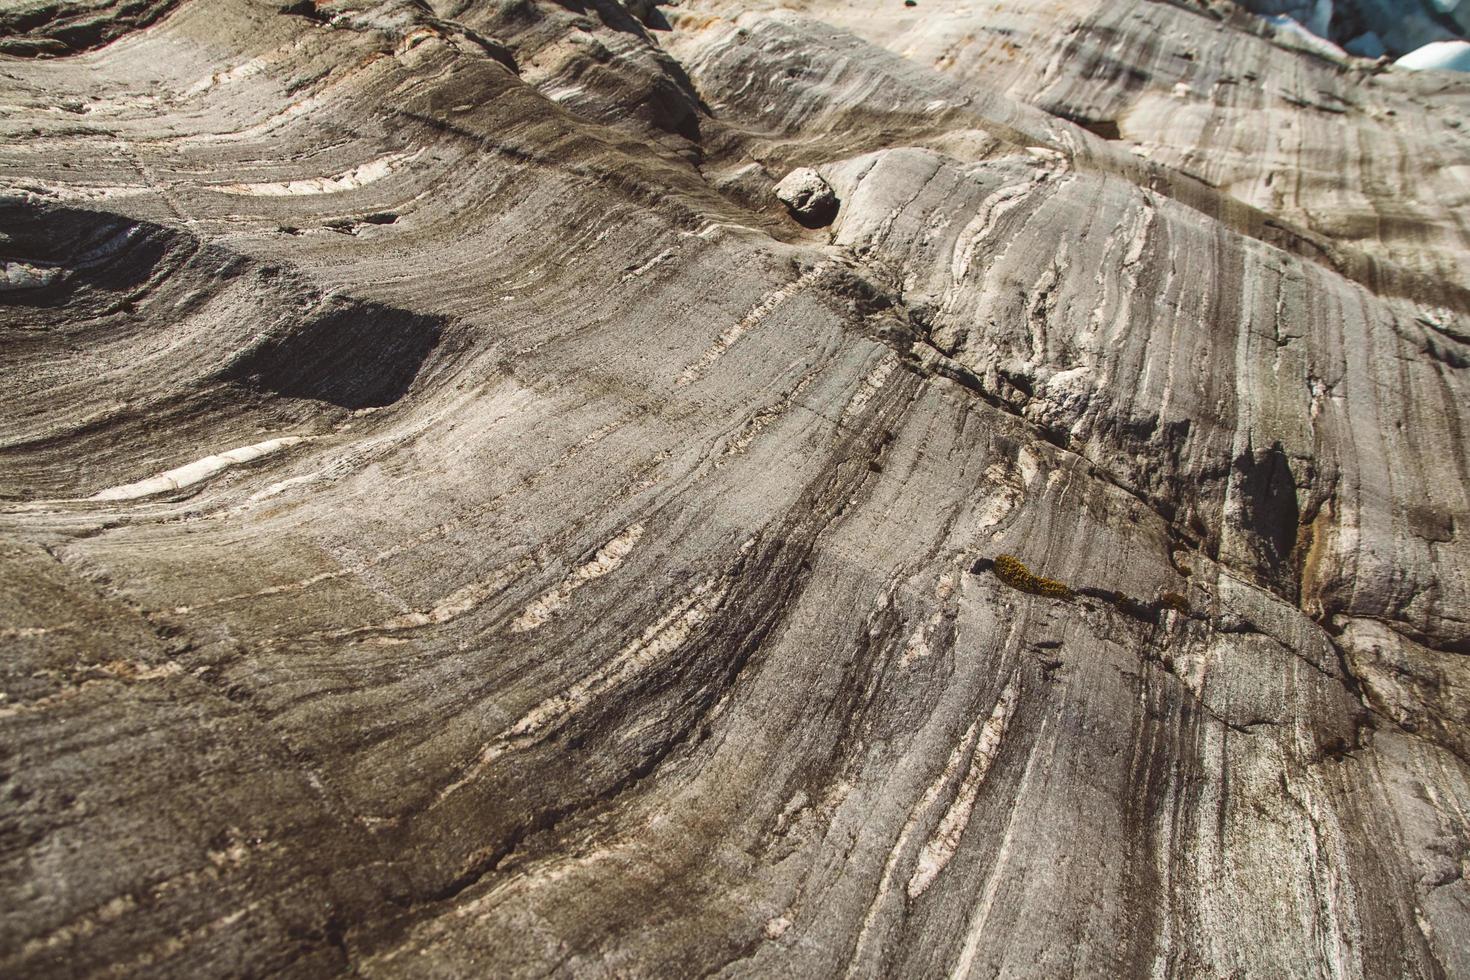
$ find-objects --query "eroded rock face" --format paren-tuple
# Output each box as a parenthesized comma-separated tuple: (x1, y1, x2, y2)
(1, 0, 1468, 977)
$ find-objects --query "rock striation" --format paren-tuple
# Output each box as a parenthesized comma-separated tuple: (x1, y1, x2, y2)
(1, 0, 1469, 977)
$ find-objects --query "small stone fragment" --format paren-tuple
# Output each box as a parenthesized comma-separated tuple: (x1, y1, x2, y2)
(774, 167, 839, 227)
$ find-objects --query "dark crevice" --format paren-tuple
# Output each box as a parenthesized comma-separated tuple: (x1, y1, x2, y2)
(1049, 108, 1123, 141)
(279, 1, 332, 24)
(815, 261, 1219, 562)
(4, 199, 448, 414)
(0, 0, 180, 57)
(219, 300, 444, 410)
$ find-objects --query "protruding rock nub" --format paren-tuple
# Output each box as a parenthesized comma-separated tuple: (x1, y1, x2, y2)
(775, 167, 839, 227)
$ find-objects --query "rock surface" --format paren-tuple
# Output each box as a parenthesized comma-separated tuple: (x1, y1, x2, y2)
(1, 0, 1469, 977)
(773, 166, 838, 225)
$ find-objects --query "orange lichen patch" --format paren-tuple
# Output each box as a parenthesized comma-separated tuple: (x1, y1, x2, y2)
(992, 554, 1074, 600)
(96, 659, 183, 682)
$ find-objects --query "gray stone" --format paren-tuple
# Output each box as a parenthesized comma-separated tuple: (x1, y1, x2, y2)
(774, 166, 839, 225)
(1, 0, 1469, 977)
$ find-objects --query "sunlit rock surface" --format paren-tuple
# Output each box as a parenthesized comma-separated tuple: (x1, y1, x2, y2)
(2, 1, 1469, 977)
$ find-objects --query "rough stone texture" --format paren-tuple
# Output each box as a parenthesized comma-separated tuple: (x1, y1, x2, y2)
(774, 166, 838, 225)
(1, 0, 1468, 977)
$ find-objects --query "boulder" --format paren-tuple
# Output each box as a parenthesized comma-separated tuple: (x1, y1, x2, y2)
(774, 166, 839, 226)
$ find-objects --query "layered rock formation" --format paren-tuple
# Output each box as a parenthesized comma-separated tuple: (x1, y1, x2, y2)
(2, 0, 1469, 976)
